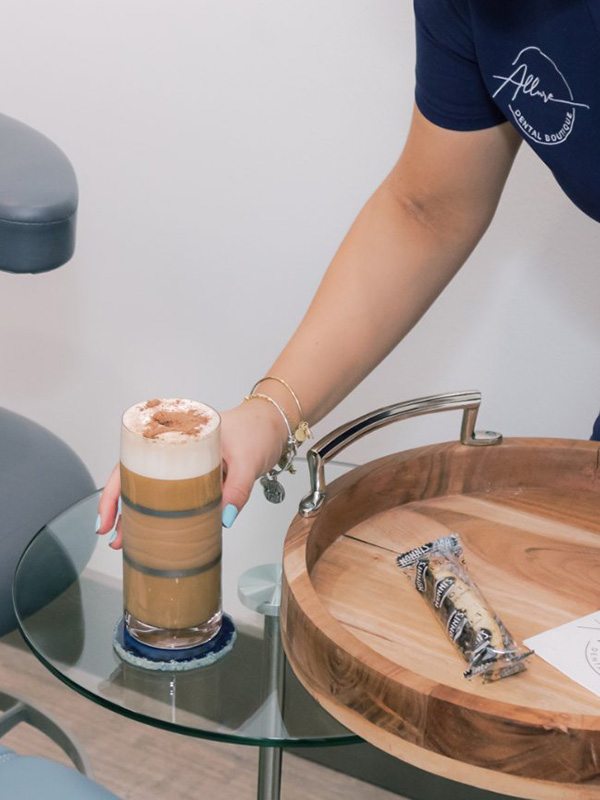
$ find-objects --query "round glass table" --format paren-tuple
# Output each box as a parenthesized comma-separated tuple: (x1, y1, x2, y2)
(13, 491, 358, 800)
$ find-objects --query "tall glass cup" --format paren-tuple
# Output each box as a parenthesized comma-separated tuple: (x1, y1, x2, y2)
(120, 398, 222, 649)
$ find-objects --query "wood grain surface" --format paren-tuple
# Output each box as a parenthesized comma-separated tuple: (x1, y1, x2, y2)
(281, 438, 600, 799)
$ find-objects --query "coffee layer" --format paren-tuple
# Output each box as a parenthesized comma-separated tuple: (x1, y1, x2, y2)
(124, 560, 221, 629)
(122, 504, 221, 571)
(121, 464, 221, 513)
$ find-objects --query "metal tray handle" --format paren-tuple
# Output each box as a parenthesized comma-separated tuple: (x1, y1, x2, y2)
(299, 390, 501, 517)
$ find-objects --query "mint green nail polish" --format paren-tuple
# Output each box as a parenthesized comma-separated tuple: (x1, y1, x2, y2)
(222, 504, 239, 528)
(95, 514, 101, 533)
(108, 530, 117, 545)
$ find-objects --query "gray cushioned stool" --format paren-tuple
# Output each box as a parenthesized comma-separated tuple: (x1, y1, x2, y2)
(0, 112, 119, 797)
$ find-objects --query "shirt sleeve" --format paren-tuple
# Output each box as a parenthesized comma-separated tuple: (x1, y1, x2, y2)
(414, 0, 506, 131)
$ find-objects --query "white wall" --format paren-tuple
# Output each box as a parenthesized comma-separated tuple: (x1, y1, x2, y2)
(1, 2, 600, 615)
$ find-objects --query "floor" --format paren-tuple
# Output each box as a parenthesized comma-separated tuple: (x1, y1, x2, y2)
(0, 630, 405, 799)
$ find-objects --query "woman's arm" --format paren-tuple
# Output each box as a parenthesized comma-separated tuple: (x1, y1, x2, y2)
(262, 107, 522, 427)
(217, 107, 521, 520)
(99, 107, 521, 539)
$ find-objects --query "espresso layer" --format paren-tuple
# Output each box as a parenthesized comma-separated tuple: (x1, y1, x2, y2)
(124, 560, 221, 629)
(121, 464, 221, 512)
(123, 550, 221, 578)
(122, 494, 221, 519)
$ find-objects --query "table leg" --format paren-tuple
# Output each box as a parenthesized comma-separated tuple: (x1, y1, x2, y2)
(256, 613, 286, 800)
(238, 565, 286, 800)
(257, 745, 282, 800)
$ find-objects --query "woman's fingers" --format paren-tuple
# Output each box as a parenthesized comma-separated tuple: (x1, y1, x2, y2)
(97, 465, 122, 546)
(109, 516, 123, 550)
(221, 457, 255, 528)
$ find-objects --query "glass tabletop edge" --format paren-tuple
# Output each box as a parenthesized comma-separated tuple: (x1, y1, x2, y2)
(14, 622, 359, 747)
(11, 488, 360, 748)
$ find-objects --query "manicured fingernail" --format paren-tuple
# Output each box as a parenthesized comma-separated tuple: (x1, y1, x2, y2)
(95, 514, 101, 534)
(222, 504, 239, 528)
(108, 530, 117, 545)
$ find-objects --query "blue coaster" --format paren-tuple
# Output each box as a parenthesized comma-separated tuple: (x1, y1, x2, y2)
(113, 614, 236, 671)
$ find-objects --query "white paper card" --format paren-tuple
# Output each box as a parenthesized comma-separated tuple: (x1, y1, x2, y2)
(525, 611, 600, 699)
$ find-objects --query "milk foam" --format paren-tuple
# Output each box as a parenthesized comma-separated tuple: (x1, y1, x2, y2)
(121, 399, 221, 479)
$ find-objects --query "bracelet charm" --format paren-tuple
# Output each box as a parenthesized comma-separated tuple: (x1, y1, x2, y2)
(260, 473, 286, 503)
(294, 420, 311, 443)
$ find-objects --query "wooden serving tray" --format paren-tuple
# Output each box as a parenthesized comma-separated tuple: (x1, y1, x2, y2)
(282, 401, 600, 800)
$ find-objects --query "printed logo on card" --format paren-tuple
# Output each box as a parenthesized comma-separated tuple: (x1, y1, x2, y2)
(585, 640, 600, 676)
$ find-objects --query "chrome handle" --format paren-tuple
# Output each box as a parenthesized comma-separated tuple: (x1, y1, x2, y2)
(299, 390, 501, 517)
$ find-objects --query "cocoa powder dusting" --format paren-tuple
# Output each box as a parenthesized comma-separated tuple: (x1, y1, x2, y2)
(144, 399, 161, 409)
(142, 408, 209, 439)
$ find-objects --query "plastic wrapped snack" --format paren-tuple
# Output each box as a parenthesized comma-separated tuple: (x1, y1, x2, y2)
(396, 534, 533, 682)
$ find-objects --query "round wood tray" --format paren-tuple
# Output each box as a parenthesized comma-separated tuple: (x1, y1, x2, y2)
(281, 395, 600, 800)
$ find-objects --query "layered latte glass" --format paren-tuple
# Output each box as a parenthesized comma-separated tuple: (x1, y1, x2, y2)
(120, 398, 222, 649)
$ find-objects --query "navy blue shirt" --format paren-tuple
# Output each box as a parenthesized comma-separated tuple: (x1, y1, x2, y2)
(414, 0, 600, 440)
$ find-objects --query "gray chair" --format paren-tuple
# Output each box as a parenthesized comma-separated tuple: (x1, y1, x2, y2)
(0, 112, 119, 798)
(0, 745, 115, 799)
(0, 113, 76, 273)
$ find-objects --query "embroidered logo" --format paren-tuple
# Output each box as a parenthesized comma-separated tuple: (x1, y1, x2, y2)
(491, 46, 590, 146)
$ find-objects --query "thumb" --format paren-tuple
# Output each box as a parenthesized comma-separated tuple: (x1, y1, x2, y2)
(222, 461, 255, 528)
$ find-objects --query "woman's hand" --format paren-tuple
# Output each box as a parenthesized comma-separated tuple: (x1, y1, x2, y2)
(96, 399, 287, 547)
(219, 400, 287, 527)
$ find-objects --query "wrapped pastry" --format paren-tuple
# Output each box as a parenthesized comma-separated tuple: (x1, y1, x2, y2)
(397, 534, 533, 682)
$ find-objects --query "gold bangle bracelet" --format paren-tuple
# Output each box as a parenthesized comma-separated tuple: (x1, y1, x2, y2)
(250, 376, 312, 443)
(244, 392, 294, 445)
